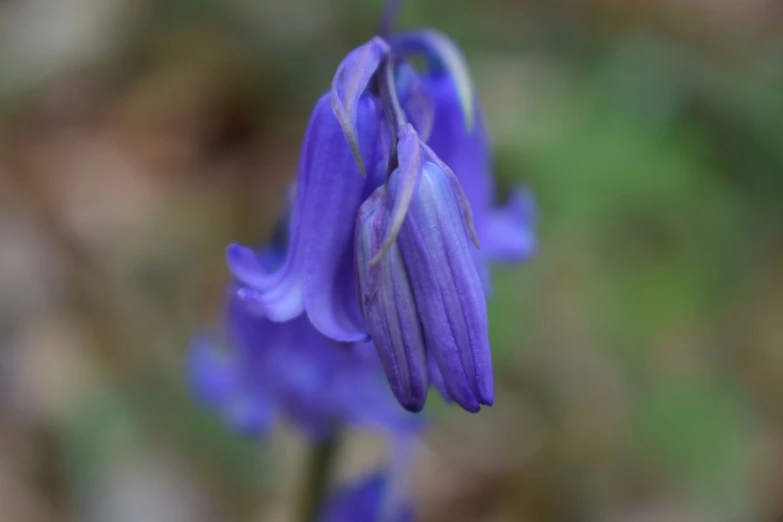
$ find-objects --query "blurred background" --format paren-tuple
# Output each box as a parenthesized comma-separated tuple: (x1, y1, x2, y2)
(1, 0, 782, 520)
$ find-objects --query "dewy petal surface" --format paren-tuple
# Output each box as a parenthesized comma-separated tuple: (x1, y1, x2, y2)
(389, 161, 493, 412)
(227, 93, 381, 342)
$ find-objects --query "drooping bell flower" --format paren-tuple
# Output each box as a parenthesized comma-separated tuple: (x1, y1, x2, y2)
(426, 68, 536, 264)
(188, 293, 422, 439)
(225, 38, 390, 343)
(215, 18, 537, 416)
(354, 129, 428, 412)
(392, 30, 537, 291)
(318, 473, 413, 522)
(355, 123, 493, 413)
(190, 242, 421, 439)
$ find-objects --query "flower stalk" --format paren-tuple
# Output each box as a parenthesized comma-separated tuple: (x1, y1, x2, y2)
(300, 434, 340, 522)
(378, 0, 403, 38)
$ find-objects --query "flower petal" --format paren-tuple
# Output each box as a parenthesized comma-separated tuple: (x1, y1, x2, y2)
(427, 350, 453, 404)
(187, 335, 237, 407)
(331, 37, 390, 176)
(222, 392, 277, 437)
(423, 70, 493, 223)
(356, 187, 429, 412)
(302, 94, 381, 342)
(228, 93, 380, 341)
(483, 187, 538, 262)
(370, 124, 422, 266)
(422, 142, 480, 249)
(318, 474, 412, 522)
(392, 29, 475, 131)
(396, 62, 435, 142)
(390, 161, 493, 412)
(225, 99, 332, 305)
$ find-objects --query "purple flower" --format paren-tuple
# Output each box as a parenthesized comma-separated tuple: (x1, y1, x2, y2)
(354, 133, 428, 412)
(394, 30, 537, 292)
(191, 237, 420, 439)
(356, 125, 492, 413)
(426, 70, 536, 260)
(188, 285, 421, 439)
(225, 39, 390, 343)
(196, 26, 537, 417)
(318, 474, 412, 522)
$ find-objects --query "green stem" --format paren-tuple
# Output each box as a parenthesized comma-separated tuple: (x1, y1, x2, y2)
(299, 435, 340, 522)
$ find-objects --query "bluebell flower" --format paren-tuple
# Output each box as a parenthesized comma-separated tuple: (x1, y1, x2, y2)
(189, 242, 421, 439)
(188, 293, 421, 439)
(355, 125, 492, 413)
(394, 30, 537, 292)
(425, 68, 536, 266)
(318, 474, 412, 522)
(204, 25, 537, 416)
(225, 38, 390, 343)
